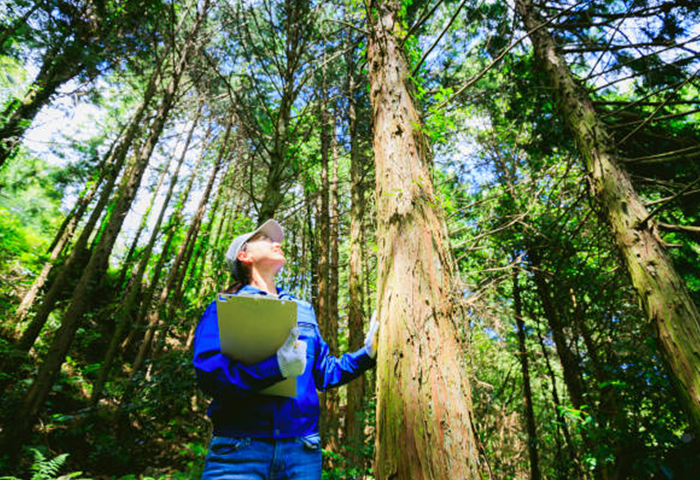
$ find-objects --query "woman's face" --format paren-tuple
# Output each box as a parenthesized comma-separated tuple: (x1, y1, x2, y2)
(238, 232, 286, 273)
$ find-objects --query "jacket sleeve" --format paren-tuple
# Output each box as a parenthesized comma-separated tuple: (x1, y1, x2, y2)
(193, 301, 285, 397)
(311, 310, 376, 392)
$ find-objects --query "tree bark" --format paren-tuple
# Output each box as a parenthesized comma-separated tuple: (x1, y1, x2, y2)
(515, 0, 700, 434)
(316, 93, 335, 452)
(366, 2, 480, 478)
(326, 118, 341, 456)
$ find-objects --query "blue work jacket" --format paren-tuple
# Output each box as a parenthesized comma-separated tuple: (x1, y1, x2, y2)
(193, 284, 376, 438)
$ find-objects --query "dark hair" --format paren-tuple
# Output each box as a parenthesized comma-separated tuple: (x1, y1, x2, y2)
(223, 232, 268, 293)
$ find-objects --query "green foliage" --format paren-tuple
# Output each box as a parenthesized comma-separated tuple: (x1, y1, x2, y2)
(0, 449, 89, 480)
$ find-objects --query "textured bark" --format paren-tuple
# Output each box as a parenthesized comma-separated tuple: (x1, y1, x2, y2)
(513, 269, 541, 480)
(6, 3, 209, 443)
(516, 0, 700, 433)
(367, 2, 480, 478)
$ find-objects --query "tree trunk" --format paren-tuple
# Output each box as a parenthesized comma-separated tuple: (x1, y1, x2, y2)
(124, 123, 213, 356)
(131, 117, 230, 376)
(5, 2, 208, 444)
(0, 43, 81, 167)
(344, 47, 367, 466)
(325, 119, 341, 456)
(90, 109, 201, 404)
(13, 127, 126, 324)
(366, 2, 480, 478)
(531, 260, 586, 412)
(316, 94, 334, 453)
(116, 141, 178, 288)
(14, 59, 162, 354)
(516, 0, 700, 433)
(513, 268, 541, 480)
(533, 315, 577, 474)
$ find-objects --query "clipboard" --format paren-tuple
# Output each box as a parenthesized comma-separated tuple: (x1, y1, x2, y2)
(217, 293, 298, 397)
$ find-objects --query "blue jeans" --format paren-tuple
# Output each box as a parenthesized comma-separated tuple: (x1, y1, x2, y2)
(201, 433, 322, 480)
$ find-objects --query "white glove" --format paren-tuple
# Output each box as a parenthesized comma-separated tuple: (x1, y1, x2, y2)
(277, 327, 307, 378)
(364, 311, 380, 359)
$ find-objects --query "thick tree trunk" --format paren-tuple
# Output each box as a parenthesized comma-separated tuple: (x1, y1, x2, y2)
(366, 2, 480, 478)
(5, 3, 208, 444)
(513, 269, 541, 480)
(516, 0, 700, 433)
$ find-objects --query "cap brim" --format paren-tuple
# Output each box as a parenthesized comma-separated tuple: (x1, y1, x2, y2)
(253, 219, 284, 243)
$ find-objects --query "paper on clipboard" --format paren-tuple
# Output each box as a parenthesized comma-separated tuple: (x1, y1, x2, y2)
(217, 293, 298, 397)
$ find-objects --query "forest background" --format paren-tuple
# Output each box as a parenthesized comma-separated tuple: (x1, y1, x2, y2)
(1, 0, 699, 479)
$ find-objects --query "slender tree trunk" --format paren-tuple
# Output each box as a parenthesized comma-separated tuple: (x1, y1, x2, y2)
(306, 188, 319, 311)
(531, 259, 586, 411)
(344, 48, 367, 466)
(90, 110, 202, 404)
(0, 43, 81, 167)
(516, 0, 700, 433)
(116, 142, 178, 288)
(325, 120, 341, 456)
(366, 2, 480, 478)
(131, 117, 230, 376)
(3, 3, 208, 445)
(533, 315, 577, 473)
(14, 60, 162, 354)
(124, 123, 212, 355)
(316, 95, 334, 452)
(513, 268, 541, 480)
(13, 128, 126, 324)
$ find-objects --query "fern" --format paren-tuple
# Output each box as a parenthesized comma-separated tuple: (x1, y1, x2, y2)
(0, 449, 90, 480)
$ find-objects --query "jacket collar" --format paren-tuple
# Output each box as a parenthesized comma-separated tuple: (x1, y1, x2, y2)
(238, 283, 295, 300)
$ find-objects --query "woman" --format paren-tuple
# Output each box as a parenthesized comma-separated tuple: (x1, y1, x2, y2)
(193, 219, 379, 480)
